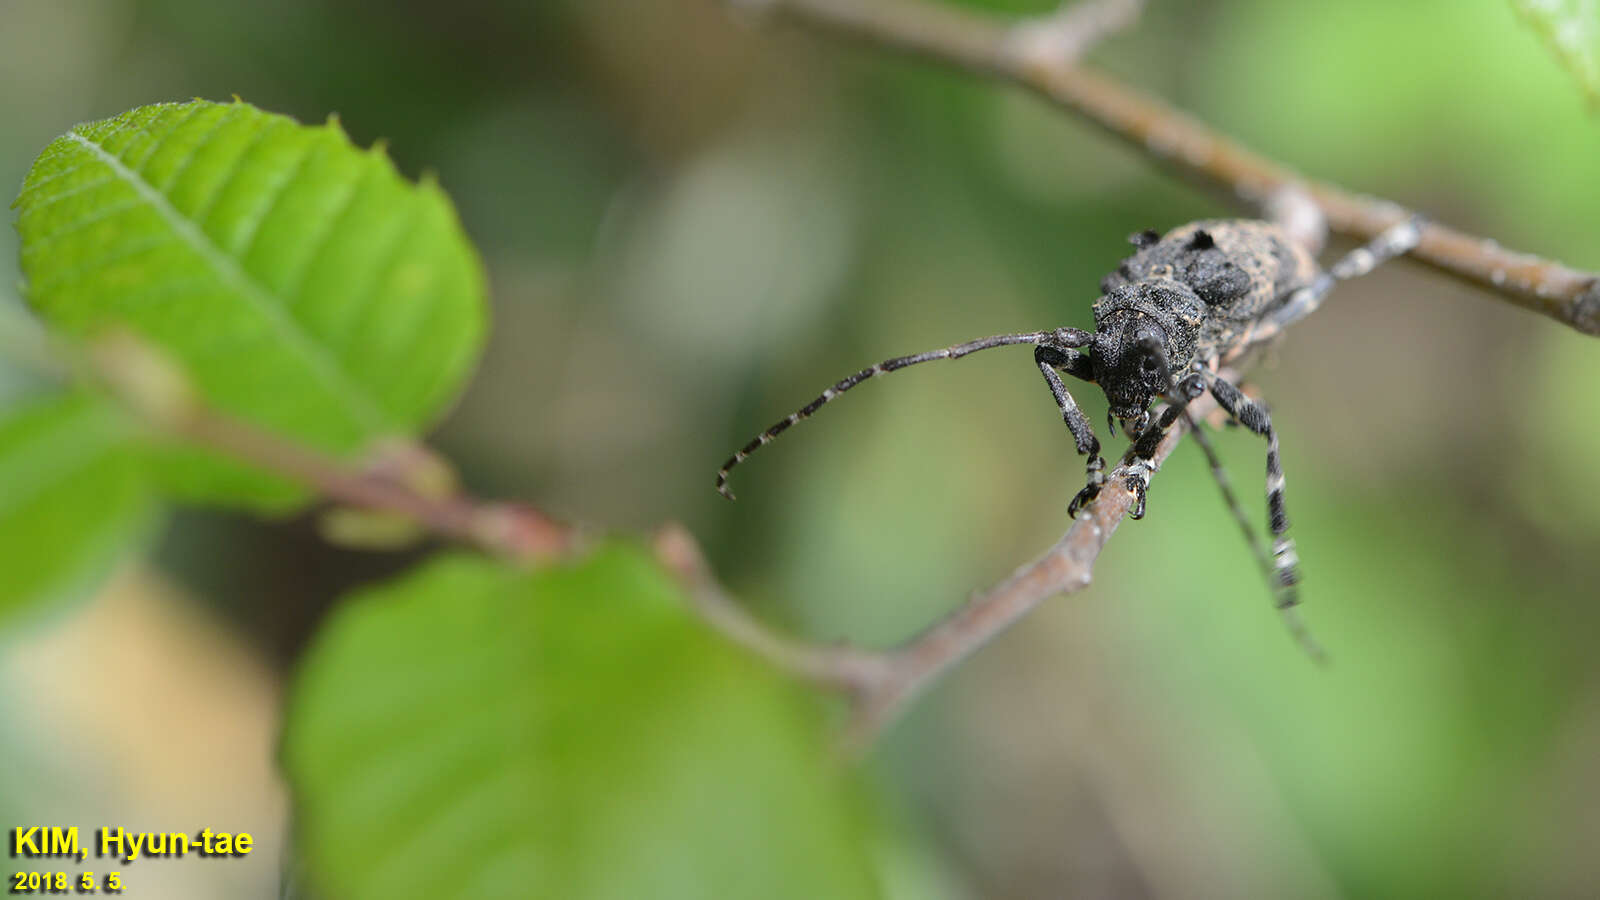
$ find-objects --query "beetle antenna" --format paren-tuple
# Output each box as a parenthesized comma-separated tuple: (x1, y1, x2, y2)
(716, 330, 1073, 499)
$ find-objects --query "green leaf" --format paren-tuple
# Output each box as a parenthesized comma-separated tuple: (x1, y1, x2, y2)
(12, 100, 487, 510)
(1514, 0, 1600, 107)
(282, 545, 882, 900)
(0, 393, 159, 629)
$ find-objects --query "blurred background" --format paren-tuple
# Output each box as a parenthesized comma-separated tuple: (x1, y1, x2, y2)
(3, 0, 1599, 897)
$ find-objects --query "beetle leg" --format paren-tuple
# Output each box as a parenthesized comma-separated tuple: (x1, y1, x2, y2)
(1272, 216, 1424, 328)
(1035, 344, 1107, 517)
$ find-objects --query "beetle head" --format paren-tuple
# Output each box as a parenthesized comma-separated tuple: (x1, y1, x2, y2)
(1091, 281, 1202, 419)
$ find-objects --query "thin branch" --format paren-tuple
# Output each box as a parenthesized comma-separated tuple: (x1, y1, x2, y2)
(89, 335, 572, 562)
(654, 523, 894, 692)
(835, 383, 1216, 754)
(741, 0, 1600, 336)
(182, 409, 573, 560)
(1002, 0, 1144, 69)
(671, 371, 1221, 756)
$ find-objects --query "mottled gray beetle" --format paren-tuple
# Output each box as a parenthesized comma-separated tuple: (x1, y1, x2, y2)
(716, 216, 1422, 646)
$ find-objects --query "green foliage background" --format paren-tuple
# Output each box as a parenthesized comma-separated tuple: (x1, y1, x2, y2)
(2, 0, 1599, 898)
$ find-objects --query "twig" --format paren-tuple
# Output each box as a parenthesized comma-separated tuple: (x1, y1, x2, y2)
(654, 523, 893, 692)
(740, 0, 1600, 336)
(1003, 0, 1144, 70)
(837, 383, 1216, 754)
(669, 373, 1221, 756)
(89, 334, 572, 562)
(182, 409, 572, 560)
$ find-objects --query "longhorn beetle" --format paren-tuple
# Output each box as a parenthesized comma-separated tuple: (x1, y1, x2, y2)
(715, 217, 1423, 653)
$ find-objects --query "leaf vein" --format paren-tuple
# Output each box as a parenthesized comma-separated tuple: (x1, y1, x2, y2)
(328, 204, 422, 350)
(27, 234, 181, 295)
(228, 134, 319, 260)
(13, 175, 117, 216)
(282, 164, 378, 308)
(152, 103, 248, 194)
(20, 197, 148, 257)
(124, 102, 208, 175)
(16, 158, 91, 198)
(64, 131, 389, 431)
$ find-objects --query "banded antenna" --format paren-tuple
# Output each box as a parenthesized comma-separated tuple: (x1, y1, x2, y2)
(715, 330, 1066, 499)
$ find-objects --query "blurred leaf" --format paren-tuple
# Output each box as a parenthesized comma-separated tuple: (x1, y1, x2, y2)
(282, 544, 882, 900)
(13, 99, 487, 511)
(1514, 0, 1600, 106)
(0, 393, 157, 629)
